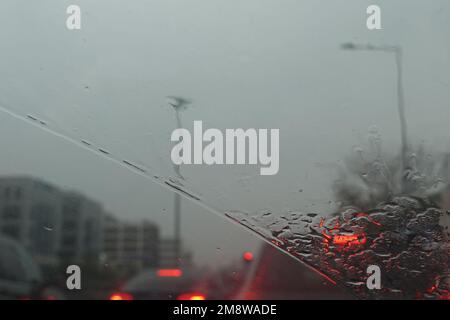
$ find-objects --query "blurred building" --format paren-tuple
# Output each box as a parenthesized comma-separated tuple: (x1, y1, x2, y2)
(158, 238, 192, 268)
(0, 175, 161, 275)
(59, 191, 103, 265)
(158, 238, 178, 268)
(102, 214, 159, 272)
(0, 176, 63, 268)
(102, 214, 121, 264)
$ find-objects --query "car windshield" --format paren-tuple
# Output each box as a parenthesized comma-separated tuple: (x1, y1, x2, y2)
(0, 0, 448, 300)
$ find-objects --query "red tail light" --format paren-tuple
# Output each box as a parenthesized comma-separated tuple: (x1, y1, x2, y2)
(243, 251, 254, 262)
(177, 293, 206, 300)
(157, 269, 183, 277)
(109, 292, 134, 300)
(332, 233, 367, 246)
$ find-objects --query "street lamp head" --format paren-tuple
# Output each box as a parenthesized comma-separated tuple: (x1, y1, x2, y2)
(167, 96, 192, 111)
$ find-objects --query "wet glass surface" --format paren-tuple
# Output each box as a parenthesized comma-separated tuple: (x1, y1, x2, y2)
(0, 0, 449, 299)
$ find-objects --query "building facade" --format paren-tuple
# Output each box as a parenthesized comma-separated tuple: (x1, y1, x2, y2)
(0, 176, 160, 274)
(0, 176, 63, 268)
(59, 191, 103, 265)
(102, 214, 159, 272)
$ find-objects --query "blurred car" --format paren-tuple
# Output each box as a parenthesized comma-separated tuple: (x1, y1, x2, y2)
(109, 266, 221, 300)
(0, 235, 42, 299)
(0, 235, 66, 300)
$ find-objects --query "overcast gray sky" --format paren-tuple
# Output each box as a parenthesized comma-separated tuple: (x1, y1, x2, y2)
(0, 0, 449, 266)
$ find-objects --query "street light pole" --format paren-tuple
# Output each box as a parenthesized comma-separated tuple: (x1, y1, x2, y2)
(167, 96, 191, 267)
(341, 43, 408, 193)
(173, 107, 182, 267)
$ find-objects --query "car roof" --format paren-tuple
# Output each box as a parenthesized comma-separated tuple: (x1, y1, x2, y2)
(123, 267, 207, 292)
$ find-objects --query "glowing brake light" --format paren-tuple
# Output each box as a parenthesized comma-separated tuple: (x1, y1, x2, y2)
(109, 292, 134, 300)
(157, 269, 183, 277)
(177, 293, 206, 300)
(333, 233, 366, 246)
(243, 251, 254, 262)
